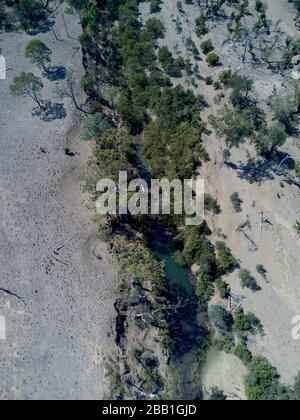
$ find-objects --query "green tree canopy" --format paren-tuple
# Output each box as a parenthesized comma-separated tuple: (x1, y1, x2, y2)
(10, 72, 44, 108)
(25, 39, 52, 72)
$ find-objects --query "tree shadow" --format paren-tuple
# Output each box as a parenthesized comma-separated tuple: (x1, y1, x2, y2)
(32, 101, 67, 122)
(27, 18, 55, 35)
(44, 66, 66, 81)
(237, 158, 275, 183)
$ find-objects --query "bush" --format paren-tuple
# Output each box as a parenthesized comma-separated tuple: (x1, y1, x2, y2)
(82, 113, 113, 141)
(186, 37, 200, 59)
(158, 46, 183, 77)
(230, 192, 243, 212)
(206, 52, 220, 67)
(209, 387, 227, 400)
(195, 14, 208, 36)
(239, 269, 261, 291)
(150, 0, 161, 13)
(201, 39, 214, 54)
(216, 278, 229, 299)
(294, 371, 300, 400)
(16, 0, 47, 30)
(244, 357, 281, 400)
(219, 69, 232, 86)
(234, 307, 263, 334)
(216, 241, 237, 273)
(222, 148, 231, 162)
(204, 76, 213, 85)
(204, 194, 220, 214)
(210, 105, 260, 148)
(80, 76, 94, 94)
(234, 343, 252, 365)
(208, 305, 234, 334)
(195, 274, 214, 301)
(143, 17, 165, 40)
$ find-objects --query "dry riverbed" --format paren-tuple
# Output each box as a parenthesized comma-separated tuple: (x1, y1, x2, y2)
(0, 8, 118, 399)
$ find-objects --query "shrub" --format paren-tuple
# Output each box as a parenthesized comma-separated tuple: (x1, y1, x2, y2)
(244, 357, 281, 400)
(143, 17, 165, 40)
(150, 0, 161, 13)
(222, 148, 231, 162)
(204, 76, 213, 85)
(201, 39, 214, 54)
(206, 52, 220, 67)
(255, 123, 287, 157)
(195, 274, 214, 301)
(216, 278, 229, 299)
(234, 307, 263, 334)
(216, 241, 237, 273)
(195, 14, 208, 36)
(239, 269, 261, 291)
(158, 46, 183, 77)
(186, 37, 200, 59)
(204, 194, 220, 214)
(234, 343, 252, 365)
(213, 81, 221, 90)
(230, 192, 243, 212)
(208, 305, 234, 334)
(16, 0, 47, 30)
(219, 69, 232, 86)
(294, 372, 300, 400)
(209, 387, 227, 400)
(82, 113, 112, 141)
(80, 76, 94, 94)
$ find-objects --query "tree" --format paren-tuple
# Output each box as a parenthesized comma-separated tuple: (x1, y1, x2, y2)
(25, 39, 52, 73)
(57, 69, 88, 114)
(82, 113, 113, 142)
(216, 241, 237, 273)
(16, 0, 47, 30)
(255, 123, 287, 157)
(142, 17, 165, 41)
(195, 274, 214, 301)
(201, 39, 214, 54)
(294, 371, 300, 400)
(150, 0, 161, 13)
(244, 356, 281, 400)
(195, 14, 208, 36)
(10, 72, 44, 109)
(234, 307, 263, 334)
(234, 343, 252, 365)
(216, 278, 229, 299)
(206, 52, 220, 66)
(208, 305, 234, 334)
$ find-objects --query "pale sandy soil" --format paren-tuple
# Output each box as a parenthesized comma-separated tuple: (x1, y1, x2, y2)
(201, 348, 246, 400)
(0, 7, 118, 400)
(140, 0, 300, 388)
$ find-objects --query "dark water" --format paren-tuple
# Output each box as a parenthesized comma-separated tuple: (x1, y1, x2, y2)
(150, 238, 194, 297)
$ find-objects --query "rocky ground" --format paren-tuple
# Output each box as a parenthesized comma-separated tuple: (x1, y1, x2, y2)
(0, 7, 118, 399)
